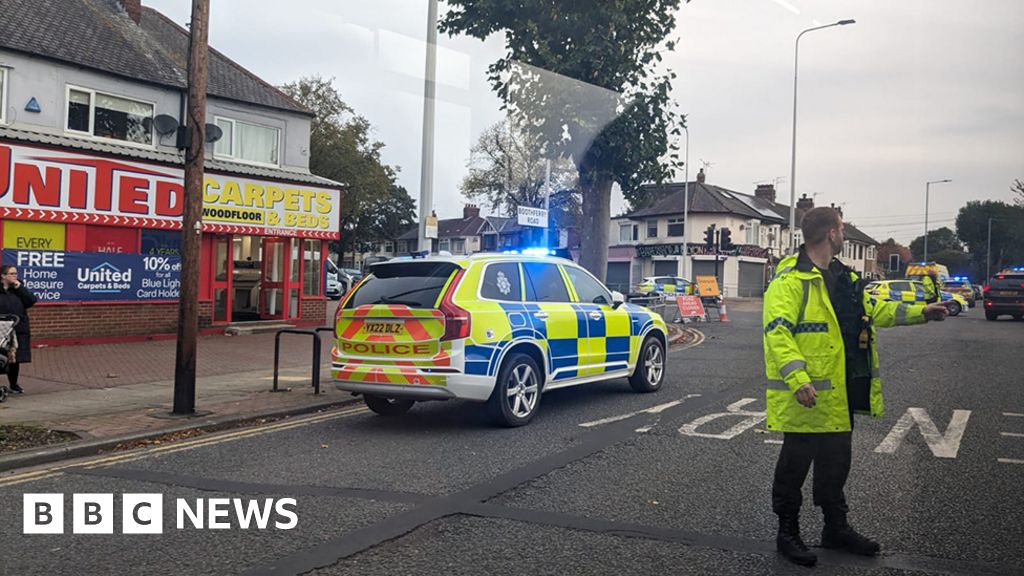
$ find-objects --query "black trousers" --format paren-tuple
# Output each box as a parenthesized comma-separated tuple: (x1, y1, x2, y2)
(5, 363, 19, 388)
(772, 431, 852, 517)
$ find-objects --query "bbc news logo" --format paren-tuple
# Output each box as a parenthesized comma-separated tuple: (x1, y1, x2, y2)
(23, 494, 298, 534)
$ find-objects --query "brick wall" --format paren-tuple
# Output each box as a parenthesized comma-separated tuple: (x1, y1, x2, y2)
(301, 299, 327, 325)
(31, 301, 214, 341)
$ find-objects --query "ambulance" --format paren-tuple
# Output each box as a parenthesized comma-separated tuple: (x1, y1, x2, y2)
(332, 251, 669, 426)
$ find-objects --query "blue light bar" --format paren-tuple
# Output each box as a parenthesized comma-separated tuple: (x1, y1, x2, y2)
(521, 248, 555, 257)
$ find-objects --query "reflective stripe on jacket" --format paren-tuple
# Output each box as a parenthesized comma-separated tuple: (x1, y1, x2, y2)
(763, 254, 927, 433)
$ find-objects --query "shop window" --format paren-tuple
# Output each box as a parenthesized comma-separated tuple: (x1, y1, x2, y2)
(66, 87, 153, 145)
(213, 117, 280, 166)
(85, 225, 138, 253)
(302, 239, 322, 296)
(141, 229, 181, 255)
(667, 218, 684, 237)
(0, 67, 7, 125)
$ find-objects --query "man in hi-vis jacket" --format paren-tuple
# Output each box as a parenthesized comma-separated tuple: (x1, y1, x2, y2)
(763, 207, 953, 567)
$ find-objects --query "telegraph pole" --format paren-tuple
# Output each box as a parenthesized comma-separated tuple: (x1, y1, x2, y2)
(173, 0, 209, 415)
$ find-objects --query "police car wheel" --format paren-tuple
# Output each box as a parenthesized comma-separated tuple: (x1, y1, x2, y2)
(629, 336, 665, 393)
(487, 353, 542, 427)
(948, 302, 962, 316)
(364, 395, 414, 417)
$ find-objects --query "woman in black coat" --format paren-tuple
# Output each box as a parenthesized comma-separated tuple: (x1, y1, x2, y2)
(0, 264, 38, 393)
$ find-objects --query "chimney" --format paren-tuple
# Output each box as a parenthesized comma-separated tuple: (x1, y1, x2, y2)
(696, 168, 706, 184)
(830, 203, 843, 218)
(755, 184, 776, 203)
(463, 203, 480, 219)
(796, 193, 814, 211)
(119, 0, 142, 24)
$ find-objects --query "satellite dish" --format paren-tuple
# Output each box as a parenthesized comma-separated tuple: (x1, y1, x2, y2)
(204, 123, 223, 144)
(152, 114, 180, 135)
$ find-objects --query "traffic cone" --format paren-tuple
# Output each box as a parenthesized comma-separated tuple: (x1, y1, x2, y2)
(719, 299, 730, 322)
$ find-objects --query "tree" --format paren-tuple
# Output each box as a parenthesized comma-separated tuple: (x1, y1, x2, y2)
(876, 238, 911, 277)
(461, 121, 577, 217)
(909, 227, 962, 261)
(1013, 179, 1024, 207)
(955, 200, 1024, 279)
(366, 184, 416, 247)
(441, 1, 686, 280)
(279, 76, 398, 259)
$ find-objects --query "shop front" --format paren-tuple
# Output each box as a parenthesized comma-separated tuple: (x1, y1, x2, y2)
(0, 138, 341, 343)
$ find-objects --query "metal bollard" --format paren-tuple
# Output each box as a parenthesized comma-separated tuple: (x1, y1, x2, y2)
(272, 329, 323, 395)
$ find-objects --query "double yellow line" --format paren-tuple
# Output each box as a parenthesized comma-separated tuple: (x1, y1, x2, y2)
(0, 406, 368, 487)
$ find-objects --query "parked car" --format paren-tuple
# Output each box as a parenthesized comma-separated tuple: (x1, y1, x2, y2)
(983, 269, 1024, 321)
(943, 277, 977, 308)
(865, 280, 969, 316)
(333, 252, 668, 426)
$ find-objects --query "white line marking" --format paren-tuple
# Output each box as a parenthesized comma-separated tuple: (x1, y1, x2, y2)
(579, 395, 700, 428)
(679, 398, 766, 440)
(1001, 432, 1024, 438)
(874, 408, 971, 459)
(764, 439, 783, 445)
(997, 458, 1024, 464)
(1004, 413, 1024, 417)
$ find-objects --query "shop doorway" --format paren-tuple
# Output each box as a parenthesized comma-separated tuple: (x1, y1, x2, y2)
(231, 235, 264, 321)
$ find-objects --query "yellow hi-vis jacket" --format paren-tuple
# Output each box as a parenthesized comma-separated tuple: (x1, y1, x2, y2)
(763, 254, 927, 433)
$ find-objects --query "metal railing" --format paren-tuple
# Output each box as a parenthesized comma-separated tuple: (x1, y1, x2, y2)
(272, 327, 334, 395)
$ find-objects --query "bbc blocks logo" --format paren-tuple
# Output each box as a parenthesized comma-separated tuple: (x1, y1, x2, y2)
(23, 494, 298, 534)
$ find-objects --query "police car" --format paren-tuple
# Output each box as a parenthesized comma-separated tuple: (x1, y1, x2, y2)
(865, 280, 969, 316)
(636, 276, 696, 296)
(942, 276, 976, 308)
(332, 250, 669, 426)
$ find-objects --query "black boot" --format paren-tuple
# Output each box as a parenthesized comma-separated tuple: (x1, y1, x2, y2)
(821, 509, 880, 556)
(777, 514, 817, 567)
(9, 383, 23, 394)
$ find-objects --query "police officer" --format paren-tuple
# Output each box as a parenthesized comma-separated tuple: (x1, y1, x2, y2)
(920, 270, 940, 304)
(763, 207, 952, 567)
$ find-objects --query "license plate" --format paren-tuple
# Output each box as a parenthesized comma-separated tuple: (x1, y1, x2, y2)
(994, 290, 1018, 297)
(363, 322, 404, 335)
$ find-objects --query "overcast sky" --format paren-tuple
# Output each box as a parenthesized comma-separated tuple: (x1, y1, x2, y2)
(148, 0, 1024, 244)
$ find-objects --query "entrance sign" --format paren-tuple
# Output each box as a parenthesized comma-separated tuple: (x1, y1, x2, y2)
(517, 206, 548, 227)
(695, 275, 721, 297)
(0, 142, 340, 239)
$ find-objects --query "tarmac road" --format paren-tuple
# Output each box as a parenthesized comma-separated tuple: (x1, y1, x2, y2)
(1, 303, 1021, 576)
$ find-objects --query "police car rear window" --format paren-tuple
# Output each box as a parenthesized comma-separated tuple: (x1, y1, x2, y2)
(346, 262, 458, 309)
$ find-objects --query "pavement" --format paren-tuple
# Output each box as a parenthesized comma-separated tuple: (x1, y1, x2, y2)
(0, 302, 700, 470)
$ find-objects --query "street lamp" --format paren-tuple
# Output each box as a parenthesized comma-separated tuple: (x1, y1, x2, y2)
(788, 19, 856, 254)
(682, 124, 690, 281)
(923, 178, 952, 262)
(987, 216, 1002, 281)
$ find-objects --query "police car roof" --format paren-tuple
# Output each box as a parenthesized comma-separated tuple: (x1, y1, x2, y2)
(374, 252, 574, 269)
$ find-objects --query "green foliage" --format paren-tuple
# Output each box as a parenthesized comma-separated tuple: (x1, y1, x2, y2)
(279, 76, 401, 255)
(955, 199, 1024, 279)
(909, 227, 962, 261)
(366, 185, 417, 244)
(441, 0, 686, 278)
(461, 121, 578, 217)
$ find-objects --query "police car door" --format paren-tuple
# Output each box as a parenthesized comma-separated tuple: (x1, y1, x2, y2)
(521, 262, 583, 383)
(563, 265, 632, 377)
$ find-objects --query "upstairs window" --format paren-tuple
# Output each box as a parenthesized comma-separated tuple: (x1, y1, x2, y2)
(647, 220, 658, 238)
(0, 67, 7, 125)
(214, 117, 280, 166)
(667, 218, 684, 237)
(66, 87, 154, 145)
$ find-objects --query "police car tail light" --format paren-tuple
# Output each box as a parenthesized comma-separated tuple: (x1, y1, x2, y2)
(439, 270, 470, 341)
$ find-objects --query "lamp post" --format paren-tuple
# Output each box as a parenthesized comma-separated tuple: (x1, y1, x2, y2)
(923, 178, 952, 262)
(682, 124, 690, 281)
(788, 19, 856, 254)
(418, 0, 439, 255)
(987, 216, 1002, 281)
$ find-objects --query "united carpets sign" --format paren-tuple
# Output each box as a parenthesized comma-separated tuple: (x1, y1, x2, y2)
(0, 142, 340, 239)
